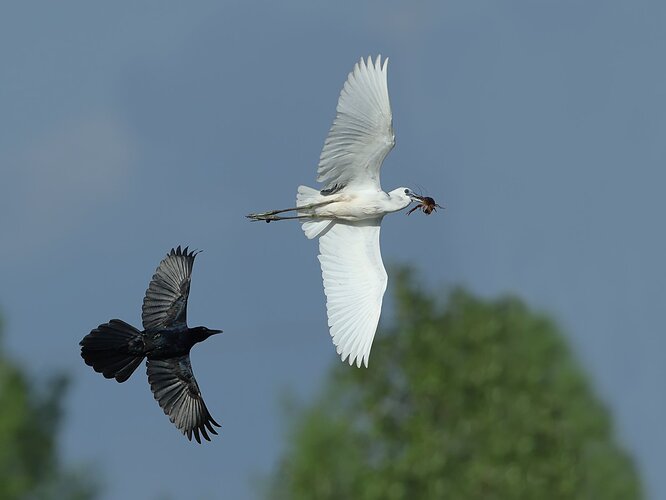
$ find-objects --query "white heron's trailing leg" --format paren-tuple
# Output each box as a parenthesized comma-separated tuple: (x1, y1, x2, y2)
(246, 212, 311, 222)
(246, 186, 335, 223)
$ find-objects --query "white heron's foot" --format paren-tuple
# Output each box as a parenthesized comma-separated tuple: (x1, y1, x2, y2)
(246, 206, 301, 223)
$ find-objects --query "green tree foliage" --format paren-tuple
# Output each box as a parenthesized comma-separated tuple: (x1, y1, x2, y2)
(270, 268, 642, 499)
(0, 315, 97, 500)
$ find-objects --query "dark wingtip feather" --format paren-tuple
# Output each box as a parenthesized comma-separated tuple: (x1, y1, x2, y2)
(186, 409, 220, 444)
(168, 245, 201, 260)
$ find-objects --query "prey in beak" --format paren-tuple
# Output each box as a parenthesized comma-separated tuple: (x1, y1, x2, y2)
(407, 194, 443, 216)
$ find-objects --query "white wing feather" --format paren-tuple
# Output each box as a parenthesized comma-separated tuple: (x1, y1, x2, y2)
(318, 219, 388, 367)
(317, 55, 395, 191)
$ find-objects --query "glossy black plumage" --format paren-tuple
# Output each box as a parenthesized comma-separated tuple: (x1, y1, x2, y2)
(80, 246, 222, 443)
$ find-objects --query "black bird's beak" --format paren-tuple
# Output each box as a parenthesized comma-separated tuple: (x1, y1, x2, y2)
(211, 329, 223, 335)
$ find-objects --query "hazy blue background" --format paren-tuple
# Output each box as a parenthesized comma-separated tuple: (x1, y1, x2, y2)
(2, 1, 664, 498)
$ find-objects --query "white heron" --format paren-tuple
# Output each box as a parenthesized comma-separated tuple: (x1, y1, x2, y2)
(248, 55, 441, 368)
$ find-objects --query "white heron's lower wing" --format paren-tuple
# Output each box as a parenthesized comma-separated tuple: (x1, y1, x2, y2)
(318, 219, 387, 368)
(317, 55, 395, 192)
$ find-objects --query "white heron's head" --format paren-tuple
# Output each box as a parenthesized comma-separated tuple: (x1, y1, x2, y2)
(389, 187, 426, 211)
(389, 187, 443, 215)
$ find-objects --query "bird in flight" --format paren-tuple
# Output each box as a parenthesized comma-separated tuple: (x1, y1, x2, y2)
(248, 55, 441, 368)
(80, 246, 222, 443)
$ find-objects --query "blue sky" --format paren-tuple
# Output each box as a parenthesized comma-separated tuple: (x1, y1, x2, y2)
(2, 1, 665, 498)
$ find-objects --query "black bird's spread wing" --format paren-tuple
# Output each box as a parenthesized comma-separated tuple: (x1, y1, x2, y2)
(142, 246, 198, 331)
(147, 355, 220, 443)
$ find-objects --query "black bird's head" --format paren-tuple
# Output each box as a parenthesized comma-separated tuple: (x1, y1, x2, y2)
(191, 326, 223, 342)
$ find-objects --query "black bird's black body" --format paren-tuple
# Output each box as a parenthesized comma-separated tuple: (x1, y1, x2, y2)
(143, 326, 215, 360)
(79, 247, 222, 443)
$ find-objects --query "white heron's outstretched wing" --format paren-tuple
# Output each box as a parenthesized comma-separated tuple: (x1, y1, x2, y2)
(317, 55, 394, 192)
(318, 219, 388, 367)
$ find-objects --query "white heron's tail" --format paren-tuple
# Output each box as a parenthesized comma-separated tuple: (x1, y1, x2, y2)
(297, 186, 334, 239)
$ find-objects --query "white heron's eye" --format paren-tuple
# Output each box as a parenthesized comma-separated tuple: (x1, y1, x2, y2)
(404, 189, 410, 195)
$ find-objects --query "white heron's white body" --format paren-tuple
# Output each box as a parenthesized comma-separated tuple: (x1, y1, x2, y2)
(297, 186, 412, 223)
(250, 55, 423, 368)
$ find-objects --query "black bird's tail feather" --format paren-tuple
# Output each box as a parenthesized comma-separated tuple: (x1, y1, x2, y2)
(80, 319, 145, 383)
